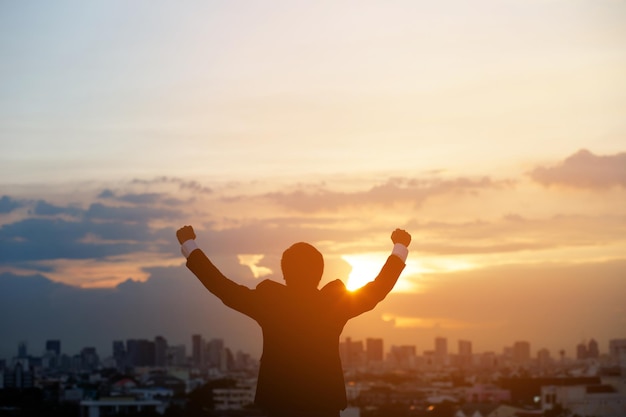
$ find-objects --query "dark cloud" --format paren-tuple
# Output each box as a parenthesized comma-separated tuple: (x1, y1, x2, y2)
(33, 200, 82, 217)
(98, 189, 186, 206)
(97, 189, 115, 199)
(85, 203, 179, 223)
(260, 176, 512, 212)
(130, 176, 213, 194)
(0, 217, 163, 262)
(0, 194, 183, 265)
(529, 149, 626, 189)
(0, 195, 23, 214)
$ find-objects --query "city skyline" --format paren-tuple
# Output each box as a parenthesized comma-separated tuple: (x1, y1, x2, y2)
(4, 332, 624, 364)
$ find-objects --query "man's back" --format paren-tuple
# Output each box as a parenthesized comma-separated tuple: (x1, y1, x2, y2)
(177, 226, 411, 416)
(185, 249, 406, 413)
(252, 280, 349, 412)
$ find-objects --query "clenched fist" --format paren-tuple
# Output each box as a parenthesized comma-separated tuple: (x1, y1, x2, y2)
(176, 225, 196, 244)
(391, 228, 411, 247)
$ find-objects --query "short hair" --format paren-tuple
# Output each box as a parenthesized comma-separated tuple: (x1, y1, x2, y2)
(281, 242, 324, 288)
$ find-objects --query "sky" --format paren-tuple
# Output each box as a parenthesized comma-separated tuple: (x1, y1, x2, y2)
(1, 0, 625, 361)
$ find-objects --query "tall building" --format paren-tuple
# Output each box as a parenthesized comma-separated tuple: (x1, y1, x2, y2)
(126, 339, 155, 367)
(167, 345, 187, 367)
(435, 337, 448, 356)
(366, 338, 384, 363)
(458, 340, 472, 356)
(587, 339, 599, 359)
(80, 347, 100, 371)
(113, 340, 126, 369)
(512, 341, 531, 364)
(17, 342, 27, 358)
(192, 334, 204, 367)
(389, 345, 416, 369)
(340, 337, 364, 369)
(576, 342, 588, 360)
(537, 348, 552, 368)
(458, 340, 472, 367)
(45, 340, 61, 356)
(435, 337, 448, 365)
(480, 351, 498, 368)
(207, 339, 225, 369)
(155, 336, 168, 367)
(609, 339, 626, 364)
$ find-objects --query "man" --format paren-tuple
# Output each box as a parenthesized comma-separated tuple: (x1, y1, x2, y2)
(176, 225, 411, 417)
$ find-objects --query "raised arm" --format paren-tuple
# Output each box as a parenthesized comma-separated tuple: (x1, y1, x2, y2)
(176, 225, 259, 317)
(342, 228, 411, 318)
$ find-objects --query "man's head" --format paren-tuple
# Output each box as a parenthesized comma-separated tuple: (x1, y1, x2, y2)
(281, 242, 324, 290)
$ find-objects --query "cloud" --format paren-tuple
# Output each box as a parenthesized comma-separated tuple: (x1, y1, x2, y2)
(130, 177, 213, 194)
(98, 189, 186, 206)
(0, 217, 159, 262)
(260, 176, 513, 212)
(0, 196, 23, 214)
(529, 149, 626, 189)
(85, 203, 179, 223)
(33, 200, 82, 217)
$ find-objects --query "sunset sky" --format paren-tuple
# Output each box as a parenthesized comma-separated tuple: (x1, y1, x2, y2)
(1, 1, 625, 361)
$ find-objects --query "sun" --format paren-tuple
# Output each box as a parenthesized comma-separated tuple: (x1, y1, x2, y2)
(342, 253, 385, 291)
(342, 253, 425, 293)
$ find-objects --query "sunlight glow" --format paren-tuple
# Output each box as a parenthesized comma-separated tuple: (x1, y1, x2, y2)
(237, 254, 273, 279)
(381, 314, 506, 330)
(342, 253, 425, 293)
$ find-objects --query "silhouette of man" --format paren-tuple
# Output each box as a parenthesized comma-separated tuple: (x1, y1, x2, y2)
(176, 225, 411, 417)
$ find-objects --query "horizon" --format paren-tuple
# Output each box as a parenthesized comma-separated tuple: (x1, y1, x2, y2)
(3, 320, 621, 362)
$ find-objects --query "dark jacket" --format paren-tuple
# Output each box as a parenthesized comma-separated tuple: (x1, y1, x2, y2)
(186, 250, 405, 413)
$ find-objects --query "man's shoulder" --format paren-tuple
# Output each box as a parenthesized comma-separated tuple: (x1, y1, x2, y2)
(320, 279, 348, 295)
(255, 279, 287, 293)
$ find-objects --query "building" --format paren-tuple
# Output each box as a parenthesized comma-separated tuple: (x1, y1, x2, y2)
(126, 339, 155, 368)
(2, 360, 34, 389)
(340, 337, 365, 369)
(17, 342, 27, 358)
(206, 338, 225, 370)
(458, 340, 472, 367)
(435, 337, 448, 365)
(112, 340, 125, 370)
(464, 384, 511, 403)
(366, 338, 384, 363)
(80, 347, 100, 371)
(541, 379, 626, 417)
(46, 340, 61, 356)
(576, 342, 588, 360)
(154, 336, 168, 368)
(388, 345, 417, 369)
(166, 345, 187, 367)
(537, 348, 552, 368)
(512, 341, 531, 364)
(213, 387, 255, 411)
(609, 339, 626, 366)
(587, 339, 599, 359)
(191, 334, 204, 367)
(479, 351, 498, 369)
(80, 397, 165, 417)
